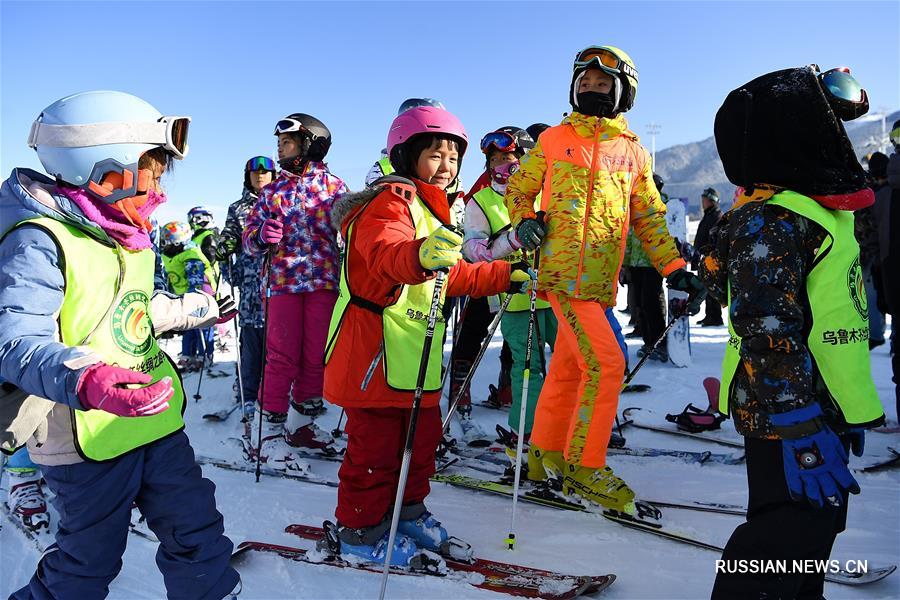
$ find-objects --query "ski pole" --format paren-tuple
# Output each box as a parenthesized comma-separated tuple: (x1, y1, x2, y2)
(508, 246, 540, 551)
(255, 251, 274, 484)
(441, 292, 514, 432)
(621, 302, 689, 389)
(331, 409, 345, 439)
(228, 258, 246, 410)
(194, 331, 208, 402)
(379, 270, 447, 600)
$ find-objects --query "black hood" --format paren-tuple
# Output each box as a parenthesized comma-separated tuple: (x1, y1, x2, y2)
(714, 66, 867, 196)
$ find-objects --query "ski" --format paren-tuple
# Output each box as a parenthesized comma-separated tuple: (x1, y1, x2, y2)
(855, 447, 900, 473)
(664, 197, 691, 367)
(194, 455, 339, 487)
(430, 474, 895, 585)
(449, 441, 743, 467)
(202, 404, 241, 421)
(622, 384, 652, 393)
(620, 407, 745, 449)
(279, 522, 615, 599)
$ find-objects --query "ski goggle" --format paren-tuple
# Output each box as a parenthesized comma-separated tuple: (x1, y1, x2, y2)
(814, 66, 869, 121)
(245, 156, 276, 172)
(480, 131, 517, 154)
(274, 118, 313, 137)
(574, 47, 638, 81)
(28, 115, 191, 159)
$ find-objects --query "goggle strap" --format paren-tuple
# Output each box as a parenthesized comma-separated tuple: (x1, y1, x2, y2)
(28, 119, 189, 157)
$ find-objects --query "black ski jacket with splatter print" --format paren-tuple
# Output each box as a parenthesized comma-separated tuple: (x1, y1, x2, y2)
(699, 192, 837, 438)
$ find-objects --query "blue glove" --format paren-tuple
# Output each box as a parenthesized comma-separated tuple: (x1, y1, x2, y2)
(770, 404, 860, 508)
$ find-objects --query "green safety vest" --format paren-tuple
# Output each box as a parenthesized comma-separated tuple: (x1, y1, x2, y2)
(325, 191, 450, 392)
(719, 191, 883, 427)
(191, 229, 219, 290)
(471, 187, 549, 313)
(376, 156, 460, 196)
(14, 217, 185, 461)
(162, 245, 214, 295)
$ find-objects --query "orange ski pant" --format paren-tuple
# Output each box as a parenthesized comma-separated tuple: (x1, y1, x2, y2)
(530, 292, 626, 468)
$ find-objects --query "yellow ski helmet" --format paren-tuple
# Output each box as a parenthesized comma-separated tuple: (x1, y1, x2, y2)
(570, 45, 639, 115)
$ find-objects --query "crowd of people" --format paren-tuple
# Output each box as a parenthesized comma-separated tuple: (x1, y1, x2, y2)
(0, 42, 896, 600)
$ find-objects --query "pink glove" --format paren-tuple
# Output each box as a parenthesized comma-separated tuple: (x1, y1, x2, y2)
(260, 219, 283, 245)
(77, 364, 174, 417)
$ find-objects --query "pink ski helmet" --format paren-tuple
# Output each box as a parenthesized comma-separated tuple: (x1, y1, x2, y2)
(386, 106, 468, 158)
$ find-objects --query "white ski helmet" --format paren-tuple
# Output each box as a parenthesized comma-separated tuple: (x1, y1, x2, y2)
(27, 90, 190, 203)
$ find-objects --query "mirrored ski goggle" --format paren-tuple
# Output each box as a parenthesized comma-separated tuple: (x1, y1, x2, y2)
(480, 131, 517, 154)
(27, 115, 191, 159)
(813, 66, 869, 121)
(575, 48, 622, 72)
(245, 156, 276, 172)
(274, 118, 311, 136)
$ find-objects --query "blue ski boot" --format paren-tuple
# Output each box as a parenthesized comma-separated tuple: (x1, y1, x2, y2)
(335, 522, 420, 567)
(398, 507, 473, 562)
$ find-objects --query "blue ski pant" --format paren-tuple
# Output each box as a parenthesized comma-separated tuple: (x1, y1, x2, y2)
(11, 431, 239, 600)
(182, 327, 215, 359)
(239, 325, 264, 403)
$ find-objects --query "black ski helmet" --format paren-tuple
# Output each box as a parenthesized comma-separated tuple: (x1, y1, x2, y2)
(652, 173, 665, 192)
(701, 187, 720, 203)
(497, 126, 535, 151)
(244, 155, 277, 190)
(274, 113, 332, 169)
(526, 123, 551, 142)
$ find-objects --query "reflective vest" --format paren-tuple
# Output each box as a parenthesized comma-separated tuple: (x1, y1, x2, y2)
(720, 191, 883, 427)
(191, 229, 219, 290)
(471, 187, 549, 313)
(162, 245, 212, 295)
(325, 193, 450, 392)
(16, 217, 185, 461)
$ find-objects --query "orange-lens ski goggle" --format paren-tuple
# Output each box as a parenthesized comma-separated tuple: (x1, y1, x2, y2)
(575, 48, 621, 71)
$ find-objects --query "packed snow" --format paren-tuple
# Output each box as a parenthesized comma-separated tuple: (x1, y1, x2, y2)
(2, 287, 898, 599)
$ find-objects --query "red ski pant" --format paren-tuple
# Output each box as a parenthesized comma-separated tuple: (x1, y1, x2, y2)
(261, 290, 337, 413)
(531, 292, 625, 468)
(336, 406, 442, 529)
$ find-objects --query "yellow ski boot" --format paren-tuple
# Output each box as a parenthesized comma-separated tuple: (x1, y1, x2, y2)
(525, 445, 566, 485)
(563, 463, 636, 514)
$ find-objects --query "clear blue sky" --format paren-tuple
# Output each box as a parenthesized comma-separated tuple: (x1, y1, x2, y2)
(2, 1, 898, 226)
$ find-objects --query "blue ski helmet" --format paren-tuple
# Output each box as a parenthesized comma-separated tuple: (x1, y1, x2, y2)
(27, 91, 190, 203)
(397, 98, 445, 115)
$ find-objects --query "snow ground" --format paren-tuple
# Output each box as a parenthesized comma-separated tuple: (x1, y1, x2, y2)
(2, 291, 898, 600)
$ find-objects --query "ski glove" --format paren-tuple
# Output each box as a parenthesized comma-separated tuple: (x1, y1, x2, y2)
(216, 295, 237, 324)
(769, 404, 860, 508)
(77, 364, 174, 417)
(666, 268, 707, 316)
(508, 262, 536, 294)
(260, 219, 284, 245)
(215, 236, 239, 261)
(419, 226, 463, 271)
(847, 428, 865, 457)
(515, 218, 546, 251)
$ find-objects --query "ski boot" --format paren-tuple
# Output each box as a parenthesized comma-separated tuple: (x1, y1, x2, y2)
(527, 445, 566, 486)
(562, 462, 636, 514)
(6, 470, 50, 534)
(398, 506, 473, 562)
(284, 400, 338, 456)
(329, 521, 433, 570)
(665, 404, 726, 433)
(246, 411, 311, 474)
(177, 355, 196, 373)
(497, 425, 530, 475)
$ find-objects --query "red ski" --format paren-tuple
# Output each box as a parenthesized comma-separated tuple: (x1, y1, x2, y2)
(231, 522, 615, 599)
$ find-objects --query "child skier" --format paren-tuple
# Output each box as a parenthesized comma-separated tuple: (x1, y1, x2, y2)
(161, 220, 218, 373)
(217, 156, 277, 418)
(505, 45, 703, 513)
(463, 127, 557, 444)
(0, 90, 239, 598)
(243, 114, 348, 465)
(188, 205, 220, 365)
(702, 65, 883, 599)
(323, 105, 532, 565)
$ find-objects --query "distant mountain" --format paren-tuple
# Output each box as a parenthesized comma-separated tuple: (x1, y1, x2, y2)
(654, 109, 899, 217)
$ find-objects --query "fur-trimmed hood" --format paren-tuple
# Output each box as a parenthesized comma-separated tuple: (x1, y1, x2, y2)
(330, 175, 417, 232)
